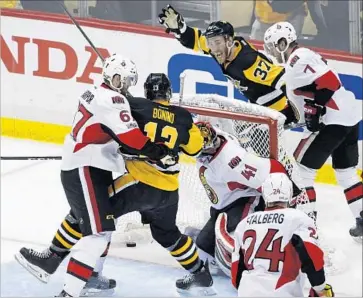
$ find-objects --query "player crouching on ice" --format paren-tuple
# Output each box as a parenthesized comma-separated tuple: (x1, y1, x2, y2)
(230, 173, 334, 297)
(263, 22, 363, 241)
(187, 122, 302, 277)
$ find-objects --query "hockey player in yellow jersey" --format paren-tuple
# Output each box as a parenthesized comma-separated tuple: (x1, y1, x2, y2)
(159, 5, 298, 125)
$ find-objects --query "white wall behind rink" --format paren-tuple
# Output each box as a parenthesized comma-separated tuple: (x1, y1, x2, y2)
(0, 13, 362, 167)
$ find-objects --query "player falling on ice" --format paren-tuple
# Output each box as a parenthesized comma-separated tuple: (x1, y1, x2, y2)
(158, 5, 299, 125)
(186, 122, 302, 277)
(230, 172, 334, 297)
(264, 22, 363, 241)
(16, 54, 177, 297)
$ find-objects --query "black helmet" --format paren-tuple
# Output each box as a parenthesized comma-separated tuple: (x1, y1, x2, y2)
(144, 73, 172, 101)
(203, 21, 234, 39)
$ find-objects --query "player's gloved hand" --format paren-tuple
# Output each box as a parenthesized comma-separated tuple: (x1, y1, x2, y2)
(142, 141, 178, 166)
(304, 100, 326, 132)
(158, 5, 186, 35)
(309, 284, 334, 297)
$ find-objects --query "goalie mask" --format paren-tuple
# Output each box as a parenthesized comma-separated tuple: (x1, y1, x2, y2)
(196, 121, 219, 153)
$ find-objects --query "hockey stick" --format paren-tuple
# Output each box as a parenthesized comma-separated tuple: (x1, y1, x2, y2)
(58, 1, 105, 62)
(179, 71, 186, 106)
(284, 122, 306, 130)
(1, 156, 62, 161)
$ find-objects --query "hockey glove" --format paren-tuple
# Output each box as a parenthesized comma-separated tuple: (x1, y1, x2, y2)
(158, 5, 186, 35)
(142, 140, 178, 167)
(309, 284, 334, 297)
(304, 100, 326, 132)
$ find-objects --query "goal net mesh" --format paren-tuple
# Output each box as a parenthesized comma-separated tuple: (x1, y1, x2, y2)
(113, 94, 302, 244)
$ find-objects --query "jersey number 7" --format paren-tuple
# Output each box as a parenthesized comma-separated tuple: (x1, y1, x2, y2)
(71, 104, 93, 140)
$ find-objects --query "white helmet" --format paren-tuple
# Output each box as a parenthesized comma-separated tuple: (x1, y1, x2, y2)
(262, 173, 293, 205)
(263, 22, 297, 63)
(102, 53, 138, 93)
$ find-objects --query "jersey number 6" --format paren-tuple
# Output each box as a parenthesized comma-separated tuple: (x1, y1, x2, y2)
(144, 121, 178, 149)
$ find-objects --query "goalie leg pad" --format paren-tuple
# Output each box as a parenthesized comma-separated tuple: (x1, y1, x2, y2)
(214, 213, 234, 277)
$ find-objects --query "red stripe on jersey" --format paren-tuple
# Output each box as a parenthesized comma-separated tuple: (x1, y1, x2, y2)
(241, 197, 256, 220)
(275, 241, 301, 290)
(315, 70, 341, 91)
(325, 98, 339, 110)
(67, 258, 93, 281)
(117, 128, 149, 150)
(304, 241, 325, 271)
(227, 181, 248, 191)
(84, 167, 102, 233)
(344, 182, 363, 203)
(74, 123, 112, 153)
(269, 159, 287, 174)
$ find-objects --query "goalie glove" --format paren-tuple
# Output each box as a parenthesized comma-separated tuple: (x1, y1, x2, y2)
(309, 284, 334, 297)
(158, 5, 186, 35)
(304, 100, 326, 133)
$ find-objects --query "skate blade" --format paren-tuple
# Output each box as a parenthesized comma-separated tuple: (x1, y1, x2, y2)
(176, 286, 217, 296)
(14, 252, 50, 283)
(80, 288, 115, 297)
(352, 236, 362, 244)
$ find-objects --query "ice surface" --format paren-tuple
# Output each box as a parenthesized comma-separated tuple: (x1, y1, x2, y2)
(1, 137, 362, 296)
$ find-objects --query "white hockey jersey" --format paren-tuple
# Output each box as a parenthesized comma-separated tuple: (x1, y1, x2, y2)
(284, 47, 361, 127)
(196, 129, 285, 210)
(61, 84, 145, 172)
(232, 207, 325, 297)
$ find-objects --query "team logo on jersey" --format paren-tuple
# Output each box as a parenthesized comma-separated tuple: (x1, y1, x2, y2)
(199, 166, 219, 204)
(225, 75, 248, 92)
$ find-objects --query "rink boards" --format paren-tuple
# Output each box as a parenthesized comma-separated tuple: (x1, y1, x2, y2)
(1, 8, 362, 184)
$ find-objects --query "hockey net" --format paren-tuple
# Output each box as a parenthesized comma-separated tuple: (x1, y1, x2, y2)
(113, 93, 307, 244)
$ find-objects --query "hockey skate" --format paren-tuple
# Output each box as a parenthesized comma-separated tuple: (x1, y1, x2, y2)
(56, 290, 72, 297)
(81, 272, 116, 297)
(175, 260, 216, 296)
(349, 216, 363, 243)
(15, 247, 66, 283)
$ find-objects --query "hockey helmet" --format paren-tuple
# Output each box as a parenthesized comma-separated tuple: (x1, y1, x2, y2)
(102, 54, 138, 93)
(144, 73, 172, 101)
(262, 173, 293, 205)
(264, 22, 297, 61)
(203, 21, 234, 39)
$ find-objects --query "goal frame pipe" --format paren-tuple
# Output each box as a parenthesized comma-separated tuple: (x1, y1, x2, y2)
(183, 105, 279, 160)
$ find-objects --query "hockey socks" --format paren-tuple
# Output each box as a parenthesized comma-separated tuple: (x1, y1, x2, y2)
(50, 213, 82, 257)
(169, 235, 203, 273)
(344, 182, 363, 219)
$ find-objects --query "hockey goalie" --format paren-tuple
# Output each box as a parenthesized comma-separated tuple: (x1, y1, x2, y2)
(186, 122, 302, 276)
